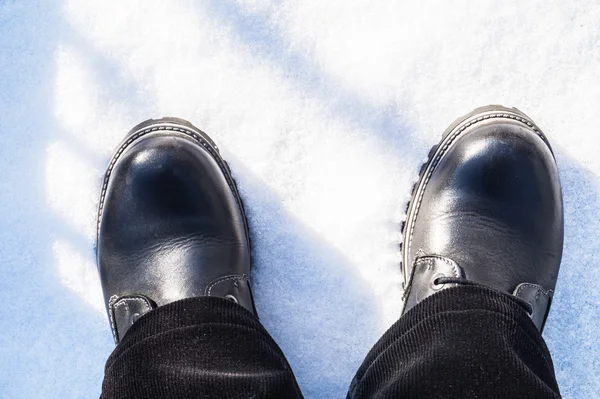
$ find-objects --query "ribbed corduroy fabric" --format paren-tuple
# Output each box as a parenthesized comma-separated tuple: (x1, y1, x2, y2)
(100, 297, 303, 399)
(348, 285, 561, 398)
(101, 286, 561, 399)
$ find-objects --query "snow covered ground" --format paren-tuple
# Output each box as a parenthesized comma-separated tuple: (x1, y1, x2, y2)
(1, 0, 599, 397)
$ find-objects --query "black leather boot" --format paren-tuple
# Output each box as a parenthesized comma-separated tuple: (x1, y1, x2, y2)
(97, 118, 256, 343)
(401, 106, 563, 331)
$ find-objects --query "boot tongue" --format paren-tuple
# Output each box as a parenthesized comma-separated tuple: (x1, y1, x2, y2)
(108, 295, 155, 344)
(107, 275, 256, 344)
(403, 255, 463, 314)
(402, 255, 553, 332)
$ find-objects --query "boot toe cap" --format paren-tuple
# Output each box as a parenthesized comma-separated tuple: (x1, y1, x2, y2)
(406, 118, 563, 294)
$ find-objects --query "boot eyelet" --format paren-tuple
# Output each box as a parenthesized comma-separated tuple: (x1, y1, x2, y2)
(224, 294, 238, 304)
(526, 304, 534, 318)
(130, 313, 141, 325)
(431, 274, 445, 290)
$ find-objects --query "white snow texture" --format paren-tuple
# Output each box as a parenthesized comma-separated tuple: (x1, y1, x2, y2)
(1, 0, 599, 398)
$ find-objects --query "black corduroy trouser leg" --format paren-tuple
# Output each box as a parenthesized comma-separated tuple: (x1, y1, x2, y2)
(348, 285, 561, 399)
(101, 286, 561, 399)
(100, 297, 304, 399)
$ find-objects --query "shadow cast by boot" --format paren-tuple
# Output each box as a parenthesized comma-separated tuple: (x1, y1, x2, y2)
(228, 157, 382, 399)
(543, 150, 600, 397)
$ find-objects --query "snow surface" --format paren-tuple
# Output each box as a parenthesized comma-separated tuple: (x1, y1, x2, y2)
(1, 0, 599, 397)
